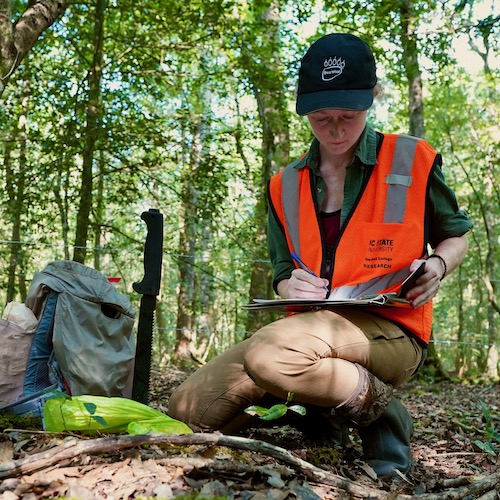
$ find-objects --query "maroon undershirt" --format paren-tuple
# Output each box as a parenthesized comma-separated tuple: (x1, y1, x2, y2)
(320, 209, 341, 246)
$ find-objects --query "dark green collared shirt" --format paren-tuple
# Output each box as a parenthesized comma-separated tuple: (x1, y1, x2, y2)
(267, 124, 473, 292)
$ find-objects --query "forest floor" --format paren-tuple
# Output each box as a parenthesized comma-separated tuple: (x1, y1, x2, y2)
(1, 365, 499, 499)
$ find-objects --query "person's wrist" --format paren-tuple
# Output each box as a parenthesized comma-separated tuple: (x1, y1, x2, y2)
(427, 254, 447, 280)
(277, 278, 291, 298)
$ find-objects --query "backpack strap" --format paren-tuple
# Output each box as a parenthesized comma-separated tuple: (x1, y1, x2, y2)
(23, 289, 59, 395)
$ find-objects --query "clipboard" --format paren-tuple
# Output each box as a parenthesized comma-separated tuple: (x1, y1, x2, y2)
(244, 262, 427, 311)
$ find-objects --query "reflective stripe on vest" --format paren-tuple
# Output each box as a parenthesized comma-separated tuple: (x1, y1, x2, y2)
(384, 135, 418, 223)
(282, 165, 301, 256)
(282, 135, 419, 276)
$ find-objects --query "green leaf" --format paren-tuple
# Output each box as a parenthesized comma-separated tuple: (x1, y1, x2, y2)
(245, 403, 289, 421)
(83, 402, 98, 415)
(91, 415, 108, 426)
(244, 405, 271, 417)
(288, 404, 307, 416)
(474, 440, 496, 456)
(479, 400, 491, 422)
(258, 404, 288, 421)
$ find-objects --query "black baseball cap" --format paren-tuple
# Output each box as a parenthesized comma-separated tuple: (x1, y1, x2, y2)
(296, 33, 377, 115)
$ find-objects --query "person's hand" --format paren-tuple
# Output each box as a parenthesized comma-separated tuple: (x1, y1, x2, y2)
(405, 258, 443, 308)
(278, 269, 329, 299)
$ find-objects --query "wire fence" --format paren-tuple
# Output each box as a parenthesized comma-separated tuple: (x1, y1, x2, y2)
(1, 239, 498, 349)
(1, 239, 499, 276)
(156, 327, 497, 348)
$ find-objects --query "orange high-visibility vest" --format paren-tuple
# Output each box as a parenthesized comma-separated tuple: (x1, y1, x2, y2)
(269, 134, 436, 344)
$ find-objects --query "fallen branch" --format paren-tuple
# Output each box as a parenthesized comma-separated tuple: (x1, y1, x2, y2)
(415, 472, 500, 499)
(475, 491, 498, 500)
(1, 433, 498, 499)
(0, 432, 388, 498)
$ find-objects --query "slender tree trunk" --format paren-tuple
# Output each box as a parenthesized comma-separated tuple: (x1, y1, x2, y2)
(93, 149, 105, 271)
(455, 266, 466, 376)
(174, 197, 198, 361)
(400, 0, 424, 138)
(5, 77, 28, 303)
(174, 68, 215, 361)
(155, 301, 167, 365)
(484, 213, 498, 379)
(53, 116, 71, 260)
(174, 120, 201, 361)
(73, 0, 106, 264)
(196, 222, 216, 361)
(245, 1, 290, 335)
(2, 129, 14, 306)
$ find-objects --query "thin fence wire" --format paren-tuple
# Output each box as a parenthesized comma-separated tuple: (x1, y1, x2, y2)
(1, 239, 499, 276)
(0, 239, 272, 264)
(156, 327, 497, 348)
(1, 239, 497, 349)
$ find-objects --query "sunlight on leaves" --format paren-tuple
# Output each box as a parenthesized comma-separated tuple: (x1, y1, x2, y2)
(288, 404, 307, 416)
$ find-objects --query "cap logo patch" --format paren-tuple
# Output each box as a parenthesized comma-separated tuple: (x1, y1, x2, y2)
(322, 56, 345, 81)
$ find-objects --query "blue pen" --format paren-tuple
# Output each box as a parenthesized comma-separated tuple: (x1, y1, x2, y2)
(290, 253, 329, 293)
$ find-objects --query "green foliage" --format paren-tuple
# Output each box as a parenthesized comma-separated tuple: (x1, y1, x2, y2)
(245, 391, 307, 421)
(0, 0, 497, 378)
(474, 400, 500, 456)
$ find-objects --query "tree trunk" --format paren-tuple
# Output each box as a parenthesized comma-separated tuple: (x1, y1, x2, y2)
(93, 149, 105, 271)
(400, 0, 424, 138)
(4, 77, 29, 303)
(484, 213, 498, 379)
(196, 222, 216, 362)
(455, 265, 466, 377)
(155, 301, 168, 365)
(53, 115, 71, 261)
(2, 129, 14, 305)
(0, 0, 67, 95)
(73, 0, 106, 264)
(245, 0, 290, 335)
(174, 118, 203, 362)
(174, 64, 216, 361)
(174, 202, 197, 361)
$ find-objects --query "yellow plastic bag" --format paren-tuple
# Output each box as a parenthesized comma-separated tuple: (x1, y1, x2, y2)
(43, 395, 192, 435)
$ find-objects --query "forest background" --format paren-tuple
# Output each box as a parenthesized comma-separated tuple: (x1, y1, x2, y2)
(1, 0, 498, 382)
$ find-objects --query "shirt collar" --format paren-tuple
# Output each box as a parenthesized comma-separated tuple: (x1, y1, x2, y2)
(295, 123, 378, 172)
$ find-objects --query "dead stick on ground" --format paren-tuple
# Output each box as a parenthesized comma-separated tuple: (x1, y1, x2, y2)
(415, 472, 500, 499)
(0, 432, 388, 498)
(1, 433, 498, 499)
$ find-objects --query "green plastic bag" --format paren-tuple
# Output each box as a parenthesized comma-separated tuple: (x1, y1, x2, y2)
(127, 416, 193, 435)
(43, 395, 192, 435)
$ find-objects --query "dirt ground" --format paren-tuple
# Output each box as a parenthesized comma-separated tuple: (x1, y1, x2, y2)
(0, 365, 499, 499)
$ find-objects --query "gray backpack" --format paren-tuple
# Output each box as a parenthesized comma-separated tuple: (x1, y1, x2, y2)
(0, 260, 136, 417)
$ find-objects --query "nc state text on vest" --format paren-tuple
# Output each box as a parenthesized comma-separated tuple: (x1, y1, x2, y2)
(368, 239, 394, 252)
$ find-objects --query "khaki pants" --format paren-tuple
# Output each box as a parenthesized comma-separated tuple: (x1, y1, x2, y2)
(168, 308, 423, 432)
